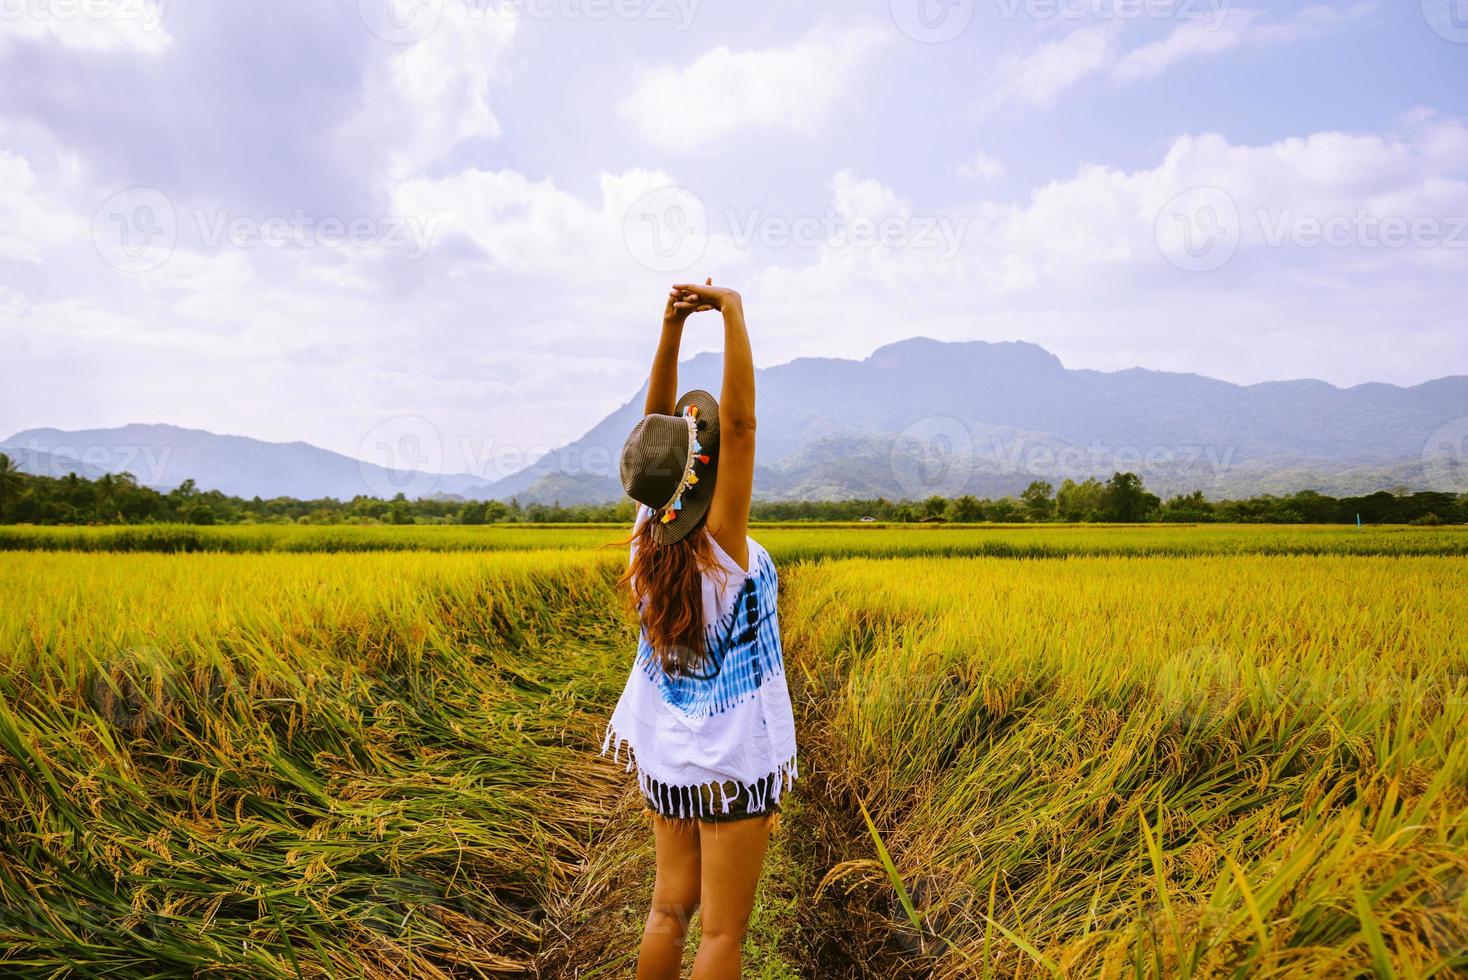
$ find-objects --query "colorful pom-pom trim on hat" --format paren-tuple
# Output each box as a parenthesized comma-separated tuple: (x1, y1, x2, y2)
(653, 404, 708, 525)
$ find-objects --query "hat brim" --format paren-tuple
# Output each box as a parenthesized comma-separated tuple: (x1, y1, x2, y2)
(647, 389, 719, 545)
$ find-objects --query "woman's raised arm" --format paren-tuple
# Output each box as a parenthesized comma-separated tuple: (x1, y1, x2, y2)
(644, 283, 712, 416)
(671, 281, 754, 570)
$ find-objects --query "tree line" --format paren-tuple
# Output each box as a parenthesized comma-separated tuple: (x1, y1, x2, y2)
(0, 454, 1461, 526)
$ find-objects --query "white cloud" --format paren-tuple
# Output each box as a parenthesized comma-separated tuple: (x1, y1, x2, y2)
(1110, 10, 1266, 82)
(953, 150, 1007, 182)
(338, 5, 518, 182)
(6, 296, 157, 345)
(0, 149, 85, 261)
(393, 166, 663, 272)
(619, 23, 890, 150)
(381, 115, 1467, 390)
(829, 170, 909, 223)
(981, 25, 1117, 114)
(390, 164, 760, 285)
(1113, 4, 1373, 82)
(1016, 118, 1462, 282)
(4, 2, 1462, 472)
(985, 5, 1374, 115)
(745, 116, 1468, 386)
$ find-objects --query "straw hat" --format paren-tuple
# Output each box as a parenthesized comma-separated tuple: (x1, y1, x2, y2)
(620, 389, 721, 544)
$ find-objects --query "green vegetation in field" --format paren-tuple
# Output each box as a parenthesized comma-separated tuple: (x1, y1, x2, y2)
(785, 554, 1468, 977)
(0, 550, 632, 976)
(2, 521, 1466, 558)
(3, 525, 1467, 977)
(0, 521, 631, 554)
(3, 451, 1463, 528)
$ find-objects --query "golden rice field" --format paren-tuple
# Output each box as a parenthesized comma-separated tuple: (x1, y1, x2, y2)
(1, 524, 1464, 977)
(2, 522, 1466, 558)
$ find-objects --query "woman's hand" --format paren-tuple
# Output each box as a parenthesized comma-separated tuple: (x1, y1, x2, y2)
(672, 278, 740, 313)
(665, 277, 717, 323)
(648, 277, 736, 416)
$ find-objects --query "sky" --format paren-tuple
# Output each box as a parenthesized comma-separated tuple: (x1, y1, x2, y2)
(1, 0, 1466, 478)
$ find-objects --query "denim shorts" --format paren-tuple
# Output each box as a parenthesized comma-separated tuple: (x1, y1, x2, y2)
(642, 771, 783, 824)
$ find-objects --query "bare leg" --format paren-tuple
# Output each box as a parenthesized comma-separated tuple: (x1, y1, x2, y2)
(690, 814, 773, 980)
(636, 814, 702, 980)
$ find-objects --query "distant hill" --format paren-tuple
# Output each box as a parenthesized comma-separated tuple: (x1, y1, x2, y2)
(1, 424, 489, 501)
(6, 340, 1465, 503)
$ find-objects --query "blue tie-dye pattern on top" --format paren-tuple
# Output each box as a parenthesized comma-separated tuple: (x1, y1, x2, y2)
(635, 548, 784, 719)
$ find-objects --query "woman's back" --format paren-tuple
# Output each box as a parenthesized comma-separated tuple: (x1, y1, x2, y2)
(627, 511, 783, 717)
(606, 510, 797, 820)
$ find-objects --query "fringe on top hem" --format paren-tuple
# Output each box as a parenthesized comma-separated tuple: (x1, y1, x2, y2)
(600, 720, 798, 821)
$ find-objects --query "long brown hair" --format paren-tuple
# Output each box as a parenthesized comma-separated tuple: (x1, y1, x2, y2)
(619, 516, 725, 676)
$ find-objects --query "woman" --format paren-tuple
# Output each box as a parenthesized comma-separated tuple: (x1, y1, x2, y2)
(601, 280, 798, 979)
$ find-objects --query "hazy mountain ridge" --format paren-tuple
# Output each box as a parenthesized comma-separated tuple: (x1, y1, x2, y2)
(2, 423, 489, 501)
(479, 338, 1468, 503)
(6, 340, 1465, 503)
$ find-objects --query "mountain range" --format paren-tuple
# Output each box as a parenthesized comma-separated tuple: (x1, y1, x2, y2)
(6, 339, 1466, 503)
